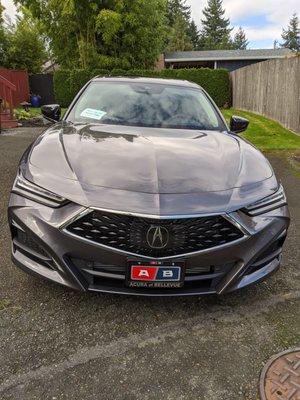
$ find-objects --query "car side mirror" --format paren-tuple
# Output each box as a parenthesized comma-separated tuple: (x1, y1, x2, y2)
(229, 115, 249, 134)
(41, 104, 61, 123)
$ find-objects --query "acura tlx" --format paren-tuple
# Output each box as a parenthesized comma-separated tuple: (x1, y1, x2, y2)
(8, 77, 290, 296)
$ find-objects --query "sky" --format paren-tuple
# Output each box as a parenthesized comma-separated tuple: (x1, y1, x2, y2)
(187, 0, 300, 48)
(2, 0, 300, 49)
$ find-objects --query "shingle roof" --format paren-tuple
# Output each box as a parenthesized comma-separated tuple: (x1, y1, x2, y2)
(165, 48, 293, 62)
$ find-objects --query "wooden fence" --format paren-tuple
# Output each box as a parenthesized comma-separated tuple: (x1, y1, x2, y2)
(0, 68, 29, 107)
(231, 56, 300, 133)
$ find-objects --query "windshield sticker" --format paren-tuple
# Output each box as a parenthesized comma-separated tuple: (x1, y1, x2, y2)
(80, 108, 107, 120)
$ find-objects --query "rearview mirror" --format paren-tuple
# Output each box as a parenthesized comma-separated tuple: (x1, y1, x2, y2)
(229, 115, 249, 134)
(41, 104, 61, 123)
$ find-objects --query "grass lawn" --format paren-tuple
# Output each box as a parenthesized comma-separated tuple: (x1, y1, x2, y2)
(222, 108, 300, 151)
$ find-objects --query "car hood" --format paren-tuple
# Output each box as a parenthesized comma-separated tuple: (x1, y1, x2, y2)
(25, 122, 278, 214)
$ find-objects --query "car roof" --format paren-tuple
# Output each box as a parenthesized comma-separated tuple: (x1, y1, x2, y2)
(91, 76, 201, 89)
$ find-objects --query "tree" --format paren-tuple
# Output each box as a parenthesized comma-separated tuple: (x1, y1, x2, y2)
(0, 1, 10, 66)
(281, 13, 300, 51)
(0, 2, 6, 61)
(16, 0, 168, 69)
(0, 5, 46, 72)
(3, 8, 47, 73)
(233, 27, 248, 50)
(166, 0, 201, 51)
(188, 20, 200, 50)
(96, 0, 167, 69)
(167, 0, 191, 26)
(200, 0, 233, 50)
(0, 1, 4, 24)
(166, 11, 193, 52)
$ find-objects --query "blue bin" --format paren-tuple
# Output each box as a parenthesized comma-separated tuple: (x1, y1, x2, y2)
(30, 95, 41, 108)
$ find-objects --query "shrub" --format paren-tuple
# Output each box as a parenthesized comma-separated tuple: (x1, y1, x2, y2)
(53, 69, 73, 107)
(108, 68, 127, 76)
(54, 68, 231, 107)
(96, 55, 131, 70)
(70, 69, 93, 99)
(14, 109, 32, 120)
(91, 69, 110, 78)
(173, 68, 230, 108)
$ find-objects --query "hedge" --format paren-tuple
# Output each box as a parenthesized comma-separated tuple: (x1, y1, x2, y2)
(53, 70, 74, 108)
(53, 68, 231, 108)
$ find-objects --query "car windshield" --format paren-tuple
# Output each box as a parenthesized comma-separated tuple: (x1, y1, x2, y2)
(66, 81, 226, 131)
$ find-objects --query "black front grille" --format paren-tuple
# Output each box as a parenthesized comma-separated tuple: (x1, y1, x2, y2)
(66, 210, 244, 258)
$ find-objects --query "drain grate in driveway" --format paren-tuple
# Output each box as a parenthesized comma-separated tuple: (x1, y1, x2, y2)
(260, 348, 300, 399)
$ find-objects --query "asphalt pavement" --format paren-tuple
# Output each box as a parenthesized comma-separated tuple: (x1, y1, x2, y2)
(0, 127, 299, 400)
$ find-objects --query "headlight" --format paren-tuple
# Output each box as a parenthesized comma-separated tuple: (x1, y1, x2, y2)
(243, 185, 287, 216)
(12, 171, 68, 208)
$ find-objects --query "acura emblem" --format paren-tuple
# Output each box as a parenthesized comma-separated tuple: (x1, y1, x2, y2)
(146, 226, 169, 249)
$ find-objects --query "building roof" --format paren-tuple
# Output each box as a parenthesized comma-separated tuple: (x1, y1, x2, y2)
(42, 59, 59, 73)
(165, 48, 293, 62)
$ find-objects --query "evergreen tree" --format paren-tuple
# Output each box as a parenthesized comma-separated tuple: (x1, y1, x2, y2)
(166, 0, 194, 51)
(233, 27, 248, 50)
(166, 12, 193, 52)
(166, 0, 201, 50)
(281, 13, 300, 51)
(188, 20, 200, 50)
(167, 0, 191, 26)
(200, 0, 233, 50)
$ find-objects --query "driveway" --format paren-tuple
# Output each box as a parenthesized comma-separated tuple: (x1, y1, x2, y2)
(0, 127, 299, 400)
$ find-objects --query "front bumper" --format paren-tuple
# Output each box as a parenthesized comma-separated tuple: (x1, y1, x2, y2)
(8, 194, 290, 296)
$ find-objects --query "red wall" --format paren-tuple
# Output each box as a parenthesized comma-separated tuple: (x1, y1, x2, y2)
(0, 68, 30, 107)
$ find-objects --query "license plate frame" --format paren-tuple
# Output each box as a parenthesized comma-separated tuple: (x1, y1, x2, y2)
(126, 260, 185, 289)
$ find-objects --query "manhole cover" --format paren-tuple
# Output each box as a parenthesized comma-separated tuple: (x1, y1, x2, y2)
(260, 348, 300, 399)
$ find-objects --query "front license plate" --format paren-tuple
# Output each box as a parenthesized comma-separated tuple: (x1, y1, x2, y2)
(126, 261, 185, 288)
